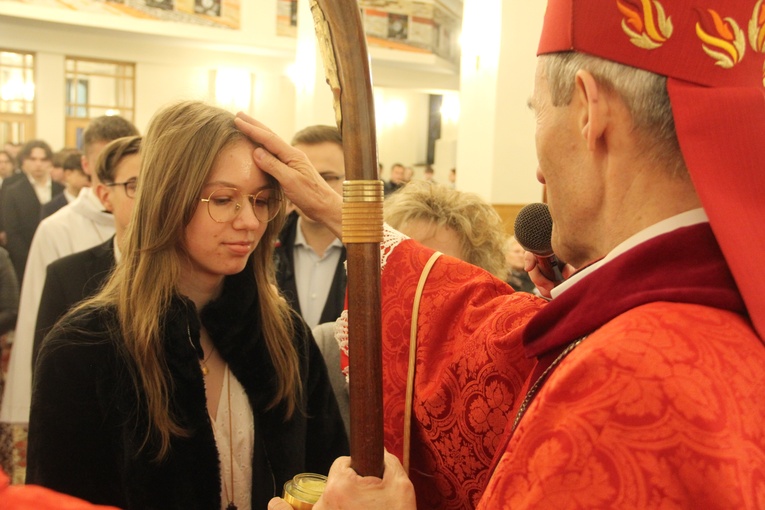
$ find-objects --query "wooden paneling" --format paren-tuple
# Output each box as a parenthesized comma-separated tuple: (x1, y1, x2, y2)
(492, 203, 528, 236)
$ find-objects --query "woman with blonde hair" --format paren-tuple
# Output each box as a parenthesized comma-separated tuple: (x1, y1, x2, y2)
(384, 180, 508, 279)
(27, 101, 348, 510)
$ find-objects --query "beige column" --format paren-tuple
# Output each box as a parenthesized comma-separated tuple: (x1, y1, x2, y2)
(455, 0, 547, 206)
(293, 0, 337, 131)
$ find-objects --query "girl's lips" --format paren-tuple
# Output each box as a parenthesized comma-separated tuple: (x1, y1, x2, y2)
(224, 242, 254, 255)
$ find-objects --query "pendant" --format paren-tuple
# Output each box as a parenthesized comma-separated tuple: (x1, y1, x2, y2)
(201, 364, 209, 376)
(225, 503, 237, 510)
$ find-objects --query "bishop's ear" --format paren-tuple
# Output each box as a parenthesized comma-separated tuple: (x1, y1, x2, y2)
(574, 70, 607, 151)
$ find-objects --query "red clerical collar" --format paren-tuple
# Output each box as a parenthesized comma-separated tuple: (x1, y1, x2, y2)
(522, 223, 748, 359)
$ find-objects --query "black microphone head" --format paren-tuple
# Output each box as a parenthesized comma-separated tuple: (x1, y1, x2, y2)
(514, 202, 554, 256)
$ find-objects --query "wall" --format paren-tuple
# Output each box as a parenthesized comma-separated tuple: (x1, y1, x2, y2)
(0, 0, 550, 208)
(374, 88, 430, 175)
(0, 15, 290, 140)
(0, 9, 441, 169)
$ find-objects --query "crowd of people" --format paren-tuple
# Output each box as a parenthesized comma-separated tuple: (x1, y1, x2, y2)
(0, 0, 763, 508)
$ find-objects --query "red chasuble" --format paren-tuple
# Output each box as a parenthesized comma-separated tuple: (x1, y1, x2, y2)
(379, 223, 765, 509)
(379, 242, 544, 509)
(480, 223, 765, 509)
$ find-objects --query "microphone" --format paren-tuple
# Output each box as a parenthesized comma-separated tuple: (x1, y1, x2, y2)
(513, 203, 565, 283)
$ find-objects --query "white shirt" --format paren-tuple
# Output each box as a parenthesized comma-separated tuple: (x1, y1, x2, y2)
(28, 175, 53, 204)
(293, 217, 343, 329)
(213, 366, 254, 510)
(0, 187, 115, 423)
(552, 208, 709, 298)
(63, 188, 78, 204)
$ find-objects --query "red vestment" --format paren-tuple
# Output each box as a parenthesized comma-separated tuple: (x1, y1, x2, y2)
(379, 223, 765, 509)
(0, 468, 120, 510)
(379, 240, 544, 509)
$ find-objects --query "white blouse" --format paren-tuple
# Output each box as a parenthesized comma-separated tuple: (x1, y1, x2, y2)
(211, 365, 255, 510)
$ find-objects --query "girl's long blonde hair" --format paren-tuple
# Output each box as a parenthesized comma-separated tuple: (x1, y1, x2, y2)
(78, 100, 299, 459)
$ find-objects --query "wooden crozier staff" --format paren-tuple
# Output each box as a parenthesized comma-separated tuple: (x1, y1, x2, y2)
(310, 0, 384, 478)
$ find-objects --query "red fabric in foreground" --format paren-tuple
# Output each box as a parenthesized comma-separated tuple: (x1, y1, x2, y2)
(0, 468, 121, 510)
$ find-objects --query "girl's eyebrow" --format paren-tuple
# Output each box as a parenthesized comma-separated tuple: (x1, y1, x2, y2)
(202, 180, 273, 193)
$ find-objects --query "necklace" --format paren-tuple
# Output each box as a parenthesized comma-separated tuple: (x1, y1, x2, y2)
(188, 323, 238, 509)
(186, 323, 215, 377)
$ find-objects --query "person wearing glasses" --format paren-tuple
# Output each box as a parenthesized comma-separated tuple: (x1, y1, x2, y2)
(1, 117, 139, 474)
(274, 125, 349, 436)
(27, 101, 349, 510)
(31, 136, 141, 368)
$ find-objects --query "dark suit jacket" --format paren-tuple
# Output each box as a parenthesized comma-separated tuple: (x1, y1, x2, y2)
(274, 212, 347, 326)
(32, 237, 115, 369)
(0, 171, 26, 232)
(40, 192, 68, 220)
(0, 246, 19, 336)
(2, 177, 64, 282)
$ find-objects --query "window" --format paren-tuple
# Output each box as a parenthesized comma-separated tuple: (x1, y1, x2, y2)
(65, 57, 135, 147)
(65, 57, 135, 120)
(0, 49, 36, 144)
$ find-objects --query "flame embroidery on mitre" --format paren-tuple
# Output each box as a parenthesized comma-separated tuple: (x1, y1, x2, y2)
(749, 0, 765, 52)
(749, 0, 765, 86)
(617, 0, 674, 49)
(696, 8, 746, 68)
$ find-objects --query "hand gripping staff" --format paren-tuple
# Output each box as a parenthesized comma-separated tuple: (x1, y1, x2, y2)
(310, 0, 384, 478)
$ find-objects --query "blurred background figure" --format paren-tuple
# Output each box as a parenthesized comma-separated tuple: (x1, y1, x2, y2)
(0, 151, 16, 187)
(447, 167, 456, 189)
(41, 151, 88, 220)
(48, 149, 69, 185)
(403, 166, 414, 184)
(422, 165, 436, 183)
(0, 246, 18, 481)
(2, 144, 20, 165)
(1, 140, 63, 283)
(384, 162, 406, 196)
(0, 247, 19, 339)
(275, 125, 347, 330)
(384, 180, 507, 279)
(505, 236, 537, 294)
(0, 150, 23, 247)
(276, 125, 349, 437)
(48, 148, 80, 185)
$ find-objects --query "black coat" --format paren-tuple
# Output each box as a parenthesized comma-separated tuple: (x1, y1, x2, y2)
(274, 212, 347, 325)
(27, 262, 349, 509)
(0, 171, 25, 232)
(1, 177, 64, 282)
(32, 237, 116, 369)
(40, 191, 68, 220)
(0, 246, 19, 336)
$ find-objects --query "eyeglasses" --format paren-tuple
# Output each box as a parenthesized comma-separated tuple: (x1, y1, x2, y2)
(200, 187, 282, 224)
(106, 179, 138, 198)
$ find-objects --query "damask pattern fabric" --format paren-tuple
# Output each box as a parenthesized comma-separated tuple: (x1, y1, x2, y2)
(380, 240, 543, 509)
(379, 223, 765, 509)
(481, 302, 765, 509)
(477, 223, 765, 509)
